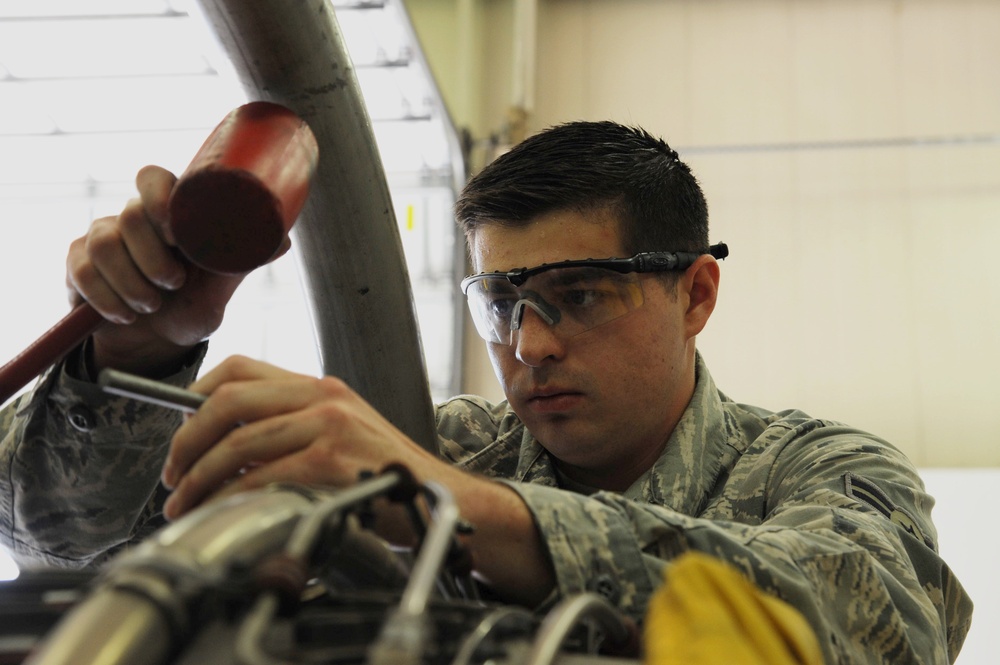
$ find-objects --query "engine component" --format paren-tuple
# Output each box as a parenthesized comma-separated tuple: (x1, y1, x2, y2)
(3, 471, 639, 665)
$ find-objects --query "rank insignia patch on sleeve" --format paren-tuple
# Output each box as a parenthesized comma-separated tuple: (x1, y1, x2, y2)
(843, 472, 934, 550)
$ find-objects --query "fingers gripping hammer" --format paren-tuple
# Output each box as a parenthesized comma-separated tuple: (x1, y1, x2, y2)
(0, 101, 319, 405)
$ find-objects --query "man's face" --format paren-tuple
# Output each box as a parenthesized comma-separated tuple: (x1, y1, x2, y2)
(469, 208, 698, 490)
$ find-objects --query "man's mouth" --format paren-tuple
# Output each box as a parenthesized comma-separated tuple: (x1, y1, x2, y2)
(525, 388, 583, 413)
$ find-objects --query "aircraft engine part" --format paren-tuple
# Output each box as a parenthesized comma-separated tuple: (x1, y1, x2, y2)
(7, 474, 639, 665)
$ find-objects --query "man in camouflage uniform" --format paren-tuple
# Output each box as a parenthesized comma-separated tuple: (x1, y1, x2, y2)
(0, 121, 972, 663)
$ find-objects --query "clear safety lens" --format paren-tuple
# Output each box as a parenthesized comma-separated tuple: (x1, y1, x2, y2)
(464, 266, 645, 345)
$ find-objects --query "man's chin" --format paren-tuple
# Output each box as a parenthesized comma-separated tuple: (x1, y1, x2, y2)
(528, 420, 601, 460)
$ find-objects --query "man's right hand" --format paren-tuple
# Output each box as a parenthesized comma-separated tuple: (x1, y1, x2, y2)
(65, 165, 254, 377)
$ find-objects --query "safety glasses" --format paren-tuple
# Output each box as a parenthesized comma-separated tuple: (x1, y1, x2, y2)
(461, 243, 728, 345)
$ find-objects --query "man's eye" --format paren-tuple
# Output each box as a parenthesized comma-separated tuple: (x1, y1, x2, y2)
(563, 289, 601, 307)
(488, 297, 515, 318)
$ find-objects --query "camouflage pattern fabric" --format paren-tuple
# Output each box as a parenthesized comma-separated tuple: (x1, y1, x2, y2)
(0, 347, 973, 663)
(0, 342, 203, 569)
(438, 354, 973, 664)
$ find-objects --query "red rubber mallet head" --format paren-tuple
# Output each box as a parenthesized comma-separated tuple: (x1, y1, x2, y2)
(169, 101, 319, 274)
(0, 102, 319, 405)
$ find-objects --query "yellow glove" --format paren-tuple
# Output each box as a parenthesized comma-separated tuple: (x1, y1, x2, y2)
(644, 552, 823, 665)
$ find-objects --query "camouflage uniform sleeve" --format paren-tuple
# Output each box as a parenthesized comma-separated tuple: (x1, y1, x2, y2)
(0, 343, 205, 569)
(505, 428, 972, 664)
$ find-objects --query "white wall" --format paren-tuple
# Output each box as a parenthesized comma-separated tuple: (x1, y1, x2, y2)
(920, 469, 997, 665)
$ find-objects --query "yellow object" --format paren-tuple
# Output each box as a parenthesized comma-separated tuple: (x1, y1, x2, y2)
(644, 552, 823, 665)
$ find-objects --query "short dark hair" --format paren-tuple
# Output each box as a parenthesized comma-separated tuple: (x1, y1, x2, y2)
(455, 121, 709, 256)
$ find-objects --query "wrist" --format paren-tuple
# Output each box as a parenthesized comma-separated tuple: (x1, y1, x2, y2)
(88, 333, 201, 379)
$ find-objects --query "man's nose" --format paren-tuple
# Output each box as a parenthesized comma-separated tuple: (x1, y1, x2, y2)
(513, 304, 566, 366)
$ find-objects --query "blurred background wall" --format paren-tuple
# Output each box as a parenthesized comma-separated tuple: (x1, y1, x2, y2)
(410, 0, 1000, 470)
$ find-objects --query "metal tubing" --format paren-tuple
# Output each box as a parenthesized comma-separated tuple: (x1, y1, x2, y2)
(397, 481, 462, 617)
(234, 473, 412, 665)
(25, 487, 317, 665)
(366, 480, 463, 665)
(193, 0, 438, 451)
(23, 590, 173, 665)
(98, 368, 207, 414)
(524, 593, 635, 665)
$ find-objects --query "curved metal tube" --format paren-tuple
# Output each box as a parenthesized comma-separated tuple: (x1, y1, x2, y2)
(25, 487, 318, 665)
(233, 474, 412, 665)
(193, 0, 438, 451)
(524, 593, 635, 665)
(366, 480, 462, 665)
(450, 606, 536, 665)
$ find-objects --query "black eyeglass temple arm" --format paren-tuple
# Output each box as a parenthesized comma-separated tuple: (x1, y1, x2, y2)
(637, 242, 729, 272)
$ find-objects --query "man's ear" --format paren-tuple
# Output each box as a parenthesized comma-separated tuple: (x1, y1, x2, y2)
(682, 254, 720, 339)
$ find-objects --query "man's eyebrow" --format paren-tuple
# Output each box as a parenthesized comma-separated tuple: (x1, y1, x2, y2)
(544, 266, 628, 286)
(482, 279, 518, 294)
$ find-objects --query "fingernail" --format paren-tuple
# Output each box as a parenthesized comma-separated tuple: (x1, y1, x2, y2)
(163, 493, 177, 520)
(161, 462, 175, 489)
(158, 272, 186, 291)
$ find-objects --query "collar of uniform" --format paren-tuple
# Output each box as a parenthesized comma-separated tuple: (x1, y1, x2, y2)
(621, 352, 740, 515)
